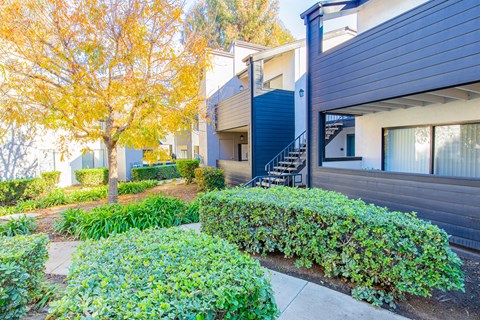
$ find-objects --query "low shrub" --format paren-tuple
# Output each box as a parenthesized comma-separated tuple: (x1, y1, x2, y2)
(0, 234, 49, 319)
(0, 178, 46, 206)
(49, 228, 278, 319)
(195, 166, 226, 192)
(176, 159, 200, 183)
(200, 187, 464, 306)
(41, 171, 61, 188)
(118, 179, 157, 194)
(156, 165, 181, 180)
(132, 165, 181, 181)
(0, 181, 157, 216)
(0, 215, 36, 236)
(55, 193, 199, 240)
(74, 168, 108, 186)
(131, 166, 157, 181)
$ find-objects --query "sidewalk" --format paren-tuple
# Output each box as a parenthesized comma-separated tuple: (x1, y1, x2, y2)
(45, 224, 407, 320)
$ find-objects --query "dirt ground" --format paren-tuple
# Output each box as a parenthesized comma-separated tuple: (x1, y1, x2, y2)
(255, 248, 480, 320)
(33, 180, 199, 242)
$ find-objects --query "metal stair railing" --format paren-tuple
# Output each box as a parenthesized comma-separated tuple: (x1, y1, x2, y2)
(243, 173, 303, 188)
(264, 130, 307, 175)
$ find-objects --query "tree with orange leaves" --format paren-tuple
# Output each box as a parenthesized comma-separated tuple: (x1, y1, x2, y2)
(0, 0, 209, 202)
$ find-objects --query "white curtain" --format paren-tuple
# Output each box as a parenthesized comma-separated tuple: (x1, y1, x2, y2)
(384, 127, 430, 174)
(434, 124, 480, 178)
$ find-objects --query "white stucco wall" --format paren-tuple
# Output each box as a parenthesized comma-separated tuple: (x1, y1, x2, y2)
(233, 45, 262, 75)
(263, 51, 295, 91)
(357, 0, 429, 33)
(325, 126, 355, 158)
(323, 32, 356, 52)
(356, 99, 480, 170)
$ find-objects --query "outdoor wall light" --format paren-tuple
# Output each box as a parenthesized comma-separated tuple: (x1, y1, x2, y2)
(239, 85, 245, 91)
(299, 89, 305, 97)
(240, 134, 245, 141)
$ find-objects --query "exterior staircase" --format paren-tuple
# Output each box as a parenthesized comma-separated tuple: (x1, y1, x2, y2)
(243, 131, 306, 188)
(325, 115, 353, 145)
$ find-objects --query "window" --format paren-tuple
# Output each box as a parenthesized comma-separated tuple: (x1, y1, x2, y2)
(384, 127, 431, 174)
(434, 124, 480, 178)
(264, 74, 283, 90)
(323, 113, 356, 159)
(82, 149, 106, 169)
(383, 123, 480, 178)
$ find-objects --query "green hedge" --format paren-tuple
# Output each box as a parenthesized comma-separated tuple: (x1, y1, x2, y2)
(55, 194, 199, 240)
(200, 187, 464, 306)
(194, 166, 225, 192)
(176, 159, 200, 183)
(74, 168, 108, 186)
(41, 171, 61, 188)
(0, 234, 49, 319)
(0, 180, 158, 216)
(131, 165, 181, 181)
(0, 178, 46, 206)
(49, 228, 278, 319)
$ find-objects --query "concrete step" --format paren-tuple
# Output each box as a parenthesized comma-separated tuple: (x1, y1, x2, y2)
(273, 166, 297, 172)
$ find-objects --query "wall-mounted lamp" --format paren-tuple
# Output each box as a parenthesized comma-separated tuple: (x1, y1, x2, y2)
(239, 85, 245, 91)
(240, 134, 245, 141)
(299, 89, 305, 97)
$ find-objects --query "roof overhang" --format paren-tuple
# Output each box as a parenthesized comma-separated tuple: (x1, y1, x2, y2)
(242, 39, 306, 64)
(300, 0, 369, 23)
(329, 83, 480, 116)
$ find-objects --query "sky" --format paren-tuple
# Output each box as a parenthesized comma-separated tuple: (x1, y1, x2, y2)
(278, 0, 319, 39)
(186, 0, 357, 40)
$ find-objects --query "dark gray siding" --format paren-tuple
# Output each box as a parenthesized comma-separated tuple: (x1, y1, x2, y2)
(217, 160, 251, 186)
(310, 0, 480, 111)
(252, 89, 295, 176)
(311, 168, 480, 250)
(303, 0, 480, 250)
(215, 89, 251, 131)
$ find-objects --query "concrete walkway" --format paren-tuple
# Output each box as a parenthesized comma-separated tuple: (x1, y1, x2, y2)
(45, 224, 407, 320)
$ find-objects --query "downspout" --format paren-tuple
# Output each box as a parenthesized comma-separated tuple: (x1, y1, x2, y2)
(304, 5, 324, 188)
(248, 57, 256, 178)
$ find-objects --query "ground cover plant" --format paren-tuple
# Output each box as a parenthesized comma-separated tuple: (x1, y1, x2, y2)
(194, 166, 225, 192)
(0, 215, 36, 236)
(0, 234, 49, 319)
(131, 165, 181, 181)
(200, 187, 464, 307)
(176, 159, 200, 183)
(49, 228, 278, 319)
(55, 194, 199, 240)
(0, 180, 157, 216)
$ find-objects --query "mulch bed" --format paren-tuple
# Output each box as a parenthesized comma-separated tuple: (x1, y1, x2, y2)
(33, 181, 199, 242)
(254, 248, 480, 320)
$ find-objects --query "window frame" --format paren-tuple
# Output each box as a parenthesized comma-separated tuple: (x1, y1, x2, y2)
(382, 120, 480, 177)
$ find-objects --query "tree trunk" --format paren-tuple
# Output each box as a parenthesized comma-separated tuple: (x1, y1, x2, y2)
(106, 141, 119, 203)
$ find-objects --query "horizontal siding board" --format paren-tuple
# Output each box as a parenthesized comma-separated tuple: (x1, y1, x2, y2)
(313, 26, 479, 89)
(216, 89, 251, 131)
(217, 160, 251, 185)
(311, 168, 480, 250)
(312, 174, 480, 228)
(308, 0, 480, 110)
(315, 172, 480, 216)
(252, 90, 295, 176)
(314, 47, 480, 105)
(313, 18, 479, 86)
(316, 0, 470, 73)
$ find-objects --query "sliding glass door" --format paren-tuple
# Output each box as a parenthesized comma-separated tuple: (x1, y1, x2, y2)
(434, 123, 480, 178)
(384, 127, 430, 174)
(384, 123, 480, 178)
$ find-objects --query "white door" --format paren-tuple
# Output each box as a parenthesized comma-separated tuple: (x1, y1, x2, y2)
(219, 139, 234, 160)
